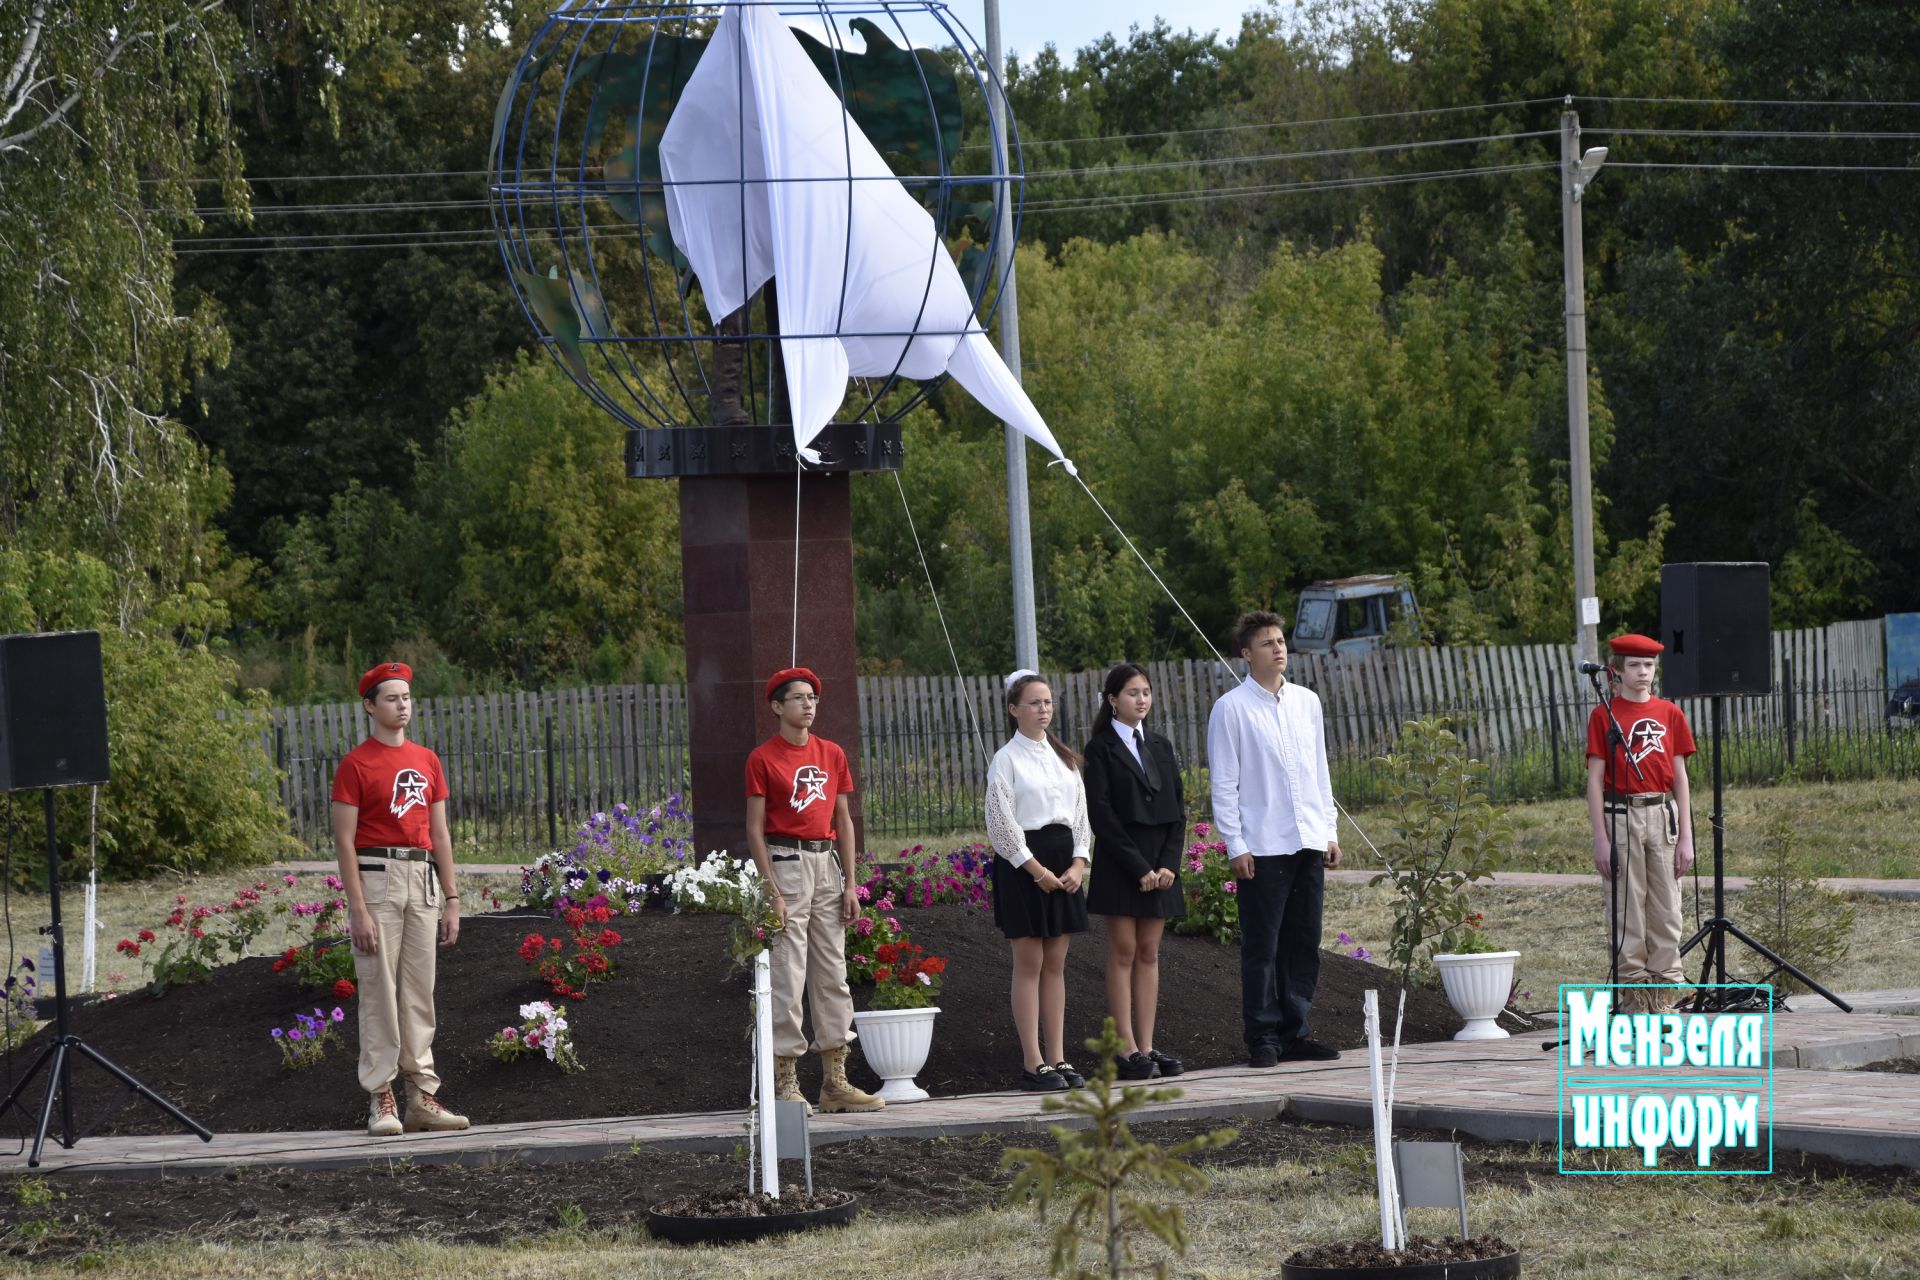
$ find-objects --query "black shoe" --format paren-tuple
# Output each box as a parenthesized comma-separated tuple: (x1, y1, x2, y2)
(1021, 1065, 1068, 1092)
(1278, 1038, 1340, 1062)
(1248, 1044, 1279, 1069)
(1146, 1048, 1185, 1077)
(1053, 1061, 1087, 1089)
(1116, 1051, 1159, 1081)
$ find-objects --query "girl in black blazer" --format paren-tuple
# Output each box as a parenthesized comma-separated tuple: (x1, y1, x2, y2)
(1082, 662, 1187, 1080)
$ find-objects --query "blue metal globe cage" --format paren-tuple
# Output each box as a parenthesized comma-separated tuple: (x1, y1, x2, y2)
(488, 0, 1025, 474)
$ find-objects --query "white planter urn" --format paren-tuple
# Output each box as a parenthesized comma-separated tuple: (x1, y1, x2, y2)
(1431, 951, 1520, 1041)
(851, 1006, 939, 1103)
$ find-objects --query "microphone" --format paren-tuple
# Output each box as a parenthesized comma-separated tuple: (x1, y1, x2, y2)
(1578, 660, 1608, 676)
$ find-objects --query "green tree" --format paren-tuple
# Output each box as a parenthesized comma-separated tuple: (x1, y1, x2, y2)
(412, 353, 684, 684)
(0, 550, 291, 881)
(1002, 1018, 1237, 1280)
(175, 2, 534, 560)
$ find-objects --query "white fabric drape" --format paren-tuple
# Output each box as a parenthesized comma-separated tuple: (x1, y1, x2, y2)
(658, 4, 1067, 463)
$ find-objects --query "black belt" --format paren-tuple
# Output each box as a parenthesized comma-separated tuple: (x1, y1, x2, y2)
(768, 838, 836, 853)
(1603, 793, 1668, 808)
(358, 846, 431, 860)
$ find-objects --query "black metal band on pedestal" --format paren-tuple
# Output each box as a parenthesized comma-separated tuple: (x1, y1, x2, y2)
(626, 424, 906, 479)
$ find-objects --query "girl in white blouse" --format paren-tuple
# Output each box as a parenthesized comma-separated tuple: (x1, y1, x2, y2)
(986, 671, 1092, 1092)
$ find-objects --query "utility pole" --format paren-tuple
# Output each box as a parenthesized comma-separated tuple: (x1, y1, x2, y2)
(1561, 103, 1607, 667)
(983, 0, 1040, 673)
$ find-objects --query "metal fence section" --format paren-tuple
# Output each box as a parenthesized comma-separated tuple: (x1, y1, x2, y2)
(268, 619, 1906, 856)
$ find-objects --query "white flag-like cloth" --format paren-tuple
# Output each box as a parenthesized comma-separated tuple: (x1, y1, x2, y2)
(658, 4, 1068, 465)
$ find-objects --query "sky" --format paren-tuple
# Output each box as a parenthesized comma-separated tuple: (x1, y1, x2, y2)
(970, 1, 1267, 60)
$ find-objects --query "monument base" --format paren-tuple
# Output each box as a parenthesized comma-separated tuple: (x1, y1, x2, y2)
(679, 468, 867, 859)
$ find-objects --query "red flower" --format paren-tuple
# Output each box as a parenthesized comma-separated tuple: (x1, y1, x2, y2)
(597, 929, 621, 947)
(921, 957, 947, 975)
(283, 946, 299, 962)
(333, 979, 357, 999)
(874, 966, 892, 982)
(116, 939, 141, 956)
(587, 905, 612, 924)
(272, 958, 288, 973)
(137, 929, 156, 943)
(563, 908, 587, 930)
(190, 928, 205, 939)
(584, 955, 608, 974)
(876, 943, 899, 964)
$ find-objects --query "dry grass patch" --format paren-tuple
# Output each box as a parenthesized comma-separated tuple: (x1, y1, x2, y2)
(7, 1146, 1917, 1280)
(1324, 880, 1919, 1002)
(1338, 776, 1920, 879)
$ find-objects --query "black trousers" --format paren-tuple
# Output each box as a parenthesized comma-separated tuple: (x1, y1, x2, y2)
(1236, 851, 1324, 1049)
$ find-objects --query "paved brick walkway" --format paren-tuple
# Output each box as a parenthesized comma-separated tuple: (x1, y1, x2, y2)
(11, 1009, 1915, 1178)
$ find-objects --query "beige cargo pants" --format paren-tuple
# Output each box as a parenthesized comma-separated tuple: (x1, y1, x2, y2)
(352, 857, 443, 1095)
(1602, 795, 1684, 1008)
(767, 845, 856, 1058)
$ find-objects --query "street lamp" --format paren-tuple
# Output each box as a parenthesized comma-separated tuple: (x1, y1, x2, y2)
(1562, 107, 1607, 666)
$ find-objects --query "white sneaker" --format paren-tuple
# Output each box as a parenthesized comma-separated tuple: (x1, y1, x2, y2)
(367, 1088, 403, 1137)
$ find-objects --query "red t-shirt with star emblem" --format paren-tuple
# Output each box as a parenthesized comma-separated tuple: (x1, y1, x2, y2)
(746, 734, 854, 840)
(331, 739, 449, 849)
(1586, 697, 1696, 793)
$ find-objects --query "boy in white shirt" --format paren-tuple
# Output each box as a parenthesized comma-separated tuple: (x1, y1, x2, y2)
(1207, 611, 1342, 1067)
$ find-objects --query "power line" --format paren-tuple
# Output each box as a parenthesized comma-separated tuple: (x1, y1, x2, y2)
(1585, 126, 1920, 141)
(955, 95, 1563, 151)
(1023, 161, 1556, 214)
(175, 161, 1562, 252)
(1606, 161, 1920, 174)
(149, 97, 1568, 188)
(185, 129, 1558, 219)
(1577, 93, 1920, 110)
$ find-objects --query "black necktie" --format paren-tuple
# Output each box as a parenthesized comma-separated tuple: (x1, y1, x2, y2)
(1134, 728, 1160, 791)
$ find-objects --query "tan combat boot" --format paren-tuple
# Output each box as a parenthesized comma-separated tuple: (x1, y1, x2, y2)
(367, 1087, 403, 1137)
(774, 1054, 811, 1115)
(402, 1080, 470, 1132)
(817, 1044, 884, 1113)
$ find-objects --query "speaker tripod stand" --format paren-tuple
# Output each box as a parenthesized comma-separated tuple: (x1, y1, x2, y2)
(1, 790, 212, 1166)
(1678, 697, 1851, 1014)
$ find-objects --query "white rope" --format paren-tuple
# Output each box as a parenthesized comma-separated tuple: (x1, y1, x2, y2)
(892, 470, 991, 766)
(1048, 457, 1386, 860)
(1052, 460, 1237, 680)
(790, 456, 803, 668)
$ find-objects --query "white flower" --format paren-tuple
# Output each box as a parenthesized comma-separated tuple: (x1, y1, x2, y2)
(917, 972, 932, 986)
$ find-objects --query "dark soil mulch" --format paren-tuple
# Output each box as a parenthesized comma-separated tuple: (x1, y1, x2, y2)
(1286, 1233, 1516, 1268)
(1858, 1058, 1920, 1075)
(652, 1186, 853, 1216)
(1, 904, 1458, 1135)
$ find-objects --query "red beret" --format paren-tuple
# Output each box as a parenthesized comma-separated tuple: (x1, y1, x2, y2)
(765, 666, 820, 702)
(358, 662, 413, 697)
(1608, 633, 1664, 659)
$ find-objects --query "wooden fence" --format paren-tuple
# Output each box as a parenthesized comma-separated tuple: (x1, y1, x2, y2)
(267, 618, 1898, 854)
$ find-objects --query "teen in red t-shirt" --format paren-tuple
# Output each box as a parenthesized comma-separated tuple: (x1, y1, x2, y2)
(744, 666, 881, 1115)
(331, 662, 467, 1137)
(1584, 634, 1697, 1012)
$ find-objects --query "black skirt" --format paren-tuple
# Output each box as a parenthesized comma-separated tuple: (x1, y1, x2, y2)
(992, 824, 1091, 939)
(1085, 819, 1187, 919)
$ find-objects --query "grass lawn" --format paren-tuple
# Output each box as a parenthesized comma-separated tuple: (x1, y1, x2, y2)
(1336, 776, 1920, 880)
(3, 1135, 1916, 1279)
